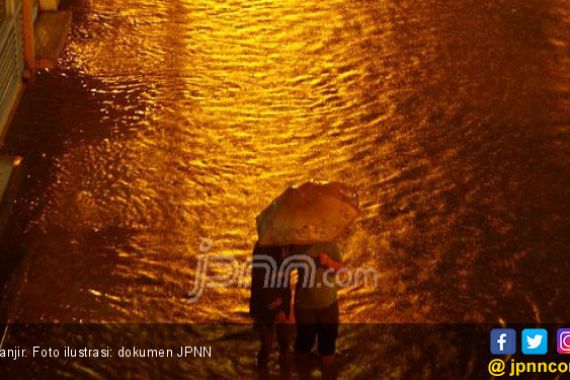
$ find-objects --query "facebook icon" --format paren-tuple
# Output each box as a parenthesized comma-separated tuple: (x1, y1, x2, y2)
(490, 328, 517, 355)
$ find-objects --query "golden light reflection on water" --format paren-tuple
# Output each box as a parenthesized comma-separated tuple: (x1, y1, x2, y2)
(3, 0, 570, 329)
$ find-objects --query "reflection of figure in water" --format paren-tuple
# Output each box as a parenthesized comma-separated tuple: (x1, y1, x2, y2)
(249, 242, 294, 368)
(294, 242, 342, 379)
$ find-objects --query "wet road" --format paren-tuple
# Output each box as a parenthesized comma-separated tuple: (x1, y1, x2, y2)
(0, 0, 569, 377)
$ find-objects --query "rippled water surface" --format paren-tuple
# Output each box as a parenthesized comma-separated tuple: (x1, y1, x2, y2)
(0, 0, 569, 376)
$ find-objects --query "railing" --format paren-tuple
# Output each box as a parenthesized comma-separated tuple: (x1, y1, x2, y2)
(0, 0, 24, 131)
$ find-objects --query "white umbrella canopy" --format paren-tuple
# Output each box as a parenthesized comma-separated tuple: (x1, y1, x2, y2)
(256, 181, 360, 246)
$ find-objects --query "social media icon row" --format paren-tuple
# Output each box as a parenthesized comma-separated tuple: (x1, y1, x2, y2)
(491, 328, 570, 355)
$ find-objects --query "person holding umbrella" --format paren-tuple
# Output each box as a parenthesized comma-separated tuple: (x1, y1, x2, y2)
(255, 181, 359, 376)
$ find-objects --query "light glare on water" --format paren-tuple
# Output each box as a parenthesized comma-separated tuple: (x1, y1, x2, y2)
(1, 0, 569, 377)
(2, 0, 570, 327)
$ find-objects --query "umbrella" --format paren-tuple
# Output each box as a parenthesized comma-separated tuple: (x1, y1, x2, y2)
(256, 181, 360, 246)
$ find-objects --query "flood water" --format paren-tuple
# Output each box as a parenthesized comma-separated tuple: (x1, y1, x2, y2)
(1, 0, 569, 378)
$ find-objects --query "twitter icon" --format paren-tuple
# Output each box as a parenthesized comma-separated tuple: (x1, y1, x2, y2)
(522, 329, 548, 355)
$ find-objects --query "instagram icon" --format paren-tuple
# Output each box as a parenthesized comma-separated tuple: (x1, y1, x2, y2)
(557, 329, 570, 354)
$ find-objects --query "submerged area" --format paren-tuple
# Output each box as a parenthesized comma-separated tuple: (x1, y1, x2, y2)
(0, 0, 569, 377)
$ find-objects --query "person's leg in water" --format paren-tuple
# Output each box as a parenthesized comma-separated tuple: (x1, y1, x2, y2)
(316, 302, 340, 379)
(294, 306, 318, 379)
(275, 311, 292, 366)
(257, 323, 273, 367)
(294, 306, 318, 353)
(317, 324, 338, 379)
(257, 310, 292, 367)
